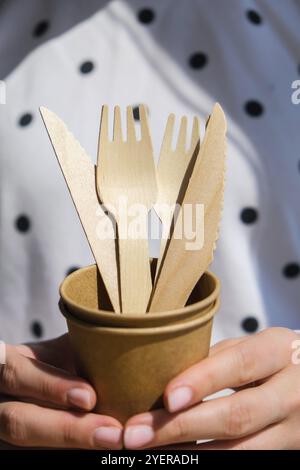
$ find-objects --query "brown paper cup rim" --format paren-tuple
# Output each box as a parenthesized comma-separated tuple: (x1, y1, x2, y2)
(60, 265, 220, 326)
(60, 297, 220, 337)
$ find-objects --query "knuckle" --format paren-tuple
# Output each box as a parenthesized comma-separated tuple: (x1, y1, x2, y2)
(224, 400, 253, 438)
(235, 345, 256, 385)
(36, 373, 67, 404)
(0, 358, 18, 393)
(202, 366, 218, 391)
(37, 376, 57, 400)
(172, 413, 189, 441)
(0, 404, 27, 445)
(61, 414, 81, 447)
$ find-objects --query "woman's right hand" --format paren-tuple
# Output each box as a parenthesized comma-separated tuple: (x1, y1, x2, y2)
(0, 335, 123, 449)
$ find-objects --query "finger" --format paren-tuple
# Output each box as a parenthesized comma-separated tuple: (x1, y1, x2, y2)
(0, 345, 96, 411)
(124, 377, 286, 449)
(16, 335, 75, 371)
(209, 337, 245, 357)
(197, 422, 289, 450)
(146, 442, 199, 451)
(210, 338, 250, 392)
(0, 401, 123, 449)
(165, 328, 296, 413)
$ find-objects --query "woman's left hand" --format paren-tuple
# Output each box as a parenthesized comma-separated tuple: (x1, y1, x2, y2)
(124, 327, 300, 450)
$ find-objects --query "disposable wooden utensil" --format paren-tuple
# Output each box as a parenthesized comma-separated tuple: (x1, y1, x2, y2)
(154, 114, 200, 279)
(96, 105, 157, 314)
(40, 107, 121, 313)
(149, 103, 226, 312)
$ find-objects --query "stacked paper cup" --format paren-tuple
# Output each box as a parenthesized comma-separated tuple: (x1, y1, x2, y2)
(59, 265, 220, 423)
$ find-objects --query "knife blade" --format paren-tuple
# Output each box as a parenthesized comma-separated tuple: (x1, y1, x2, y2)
(40, 107, 120, 313)
(149, 103, 226, 312)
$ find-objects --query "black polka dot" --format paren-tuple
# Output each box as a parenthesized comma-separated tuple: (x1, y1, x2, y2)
(189, 52, 208, 70)
(66, 266, 80, 276)
(18, 113, 33, 127)
(15, 215, 31, 233)
(240, 207, 258, 224)
(137, 8, 155, 24)
(31, 321, 43, 338)
(246, 10, 263, 25)
(132, 105, 150, 120)
(133, 106, 140, 121)
(244, 100, 264, 117)
(283, 263, 300, 279)
(241, 316, 259, 333)
(79, 61, 95, 74)
(33, 20, 50, 38)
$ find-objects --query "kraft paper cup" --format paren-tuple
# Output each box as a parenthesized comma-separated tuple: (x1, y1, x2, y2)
(59, 265, 220, 423)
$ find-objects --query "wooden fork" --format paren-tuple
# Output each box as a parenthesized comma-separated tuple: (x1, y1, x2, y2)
(149, 103, 226, 312)
(154, 114, 200, 280)
(96, 105, 157, 314)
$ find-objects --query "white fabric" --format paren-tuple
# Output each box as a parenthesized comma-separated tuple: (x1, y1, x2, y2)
(0, 0, 300, 344)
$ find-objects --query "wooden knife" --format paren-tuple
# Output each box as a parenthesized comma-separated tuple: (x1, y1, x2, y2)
(40, 107, 121, 313)
(149, 103, 226, 312)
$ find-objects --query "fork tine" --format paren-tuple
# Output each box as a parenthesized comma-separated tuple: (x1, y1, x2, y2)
(99, 105, 109, 143)
(176, 116, 187, 152)
(139, 105, 151, 142)
(161, 114, 175, 151)
(190, 116, 200, 152)
(113, 106, 122, 142)
(126, 106, 136, 142)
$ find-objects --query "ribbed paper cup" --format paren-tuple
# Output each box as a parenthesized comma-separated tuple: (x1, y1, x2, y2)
(59, 265, 220, 423)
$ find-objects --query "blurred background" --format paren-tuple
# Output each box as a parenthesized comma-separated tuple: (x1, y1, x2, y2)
(0, 0, 300, 344)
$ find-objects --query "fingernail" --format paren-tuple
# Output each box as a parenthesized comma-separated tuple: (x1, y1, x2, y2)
(93, 426, 122, 449)
(167, 386, 193, 412)
(124, 425, 154, 449)
(67, 388, 92, 409)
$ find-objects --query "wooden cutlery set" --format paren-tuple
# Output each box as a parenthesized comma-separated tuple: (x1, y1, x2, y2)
(44, 103, 226, 420)
(40, 103, 226, 317)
